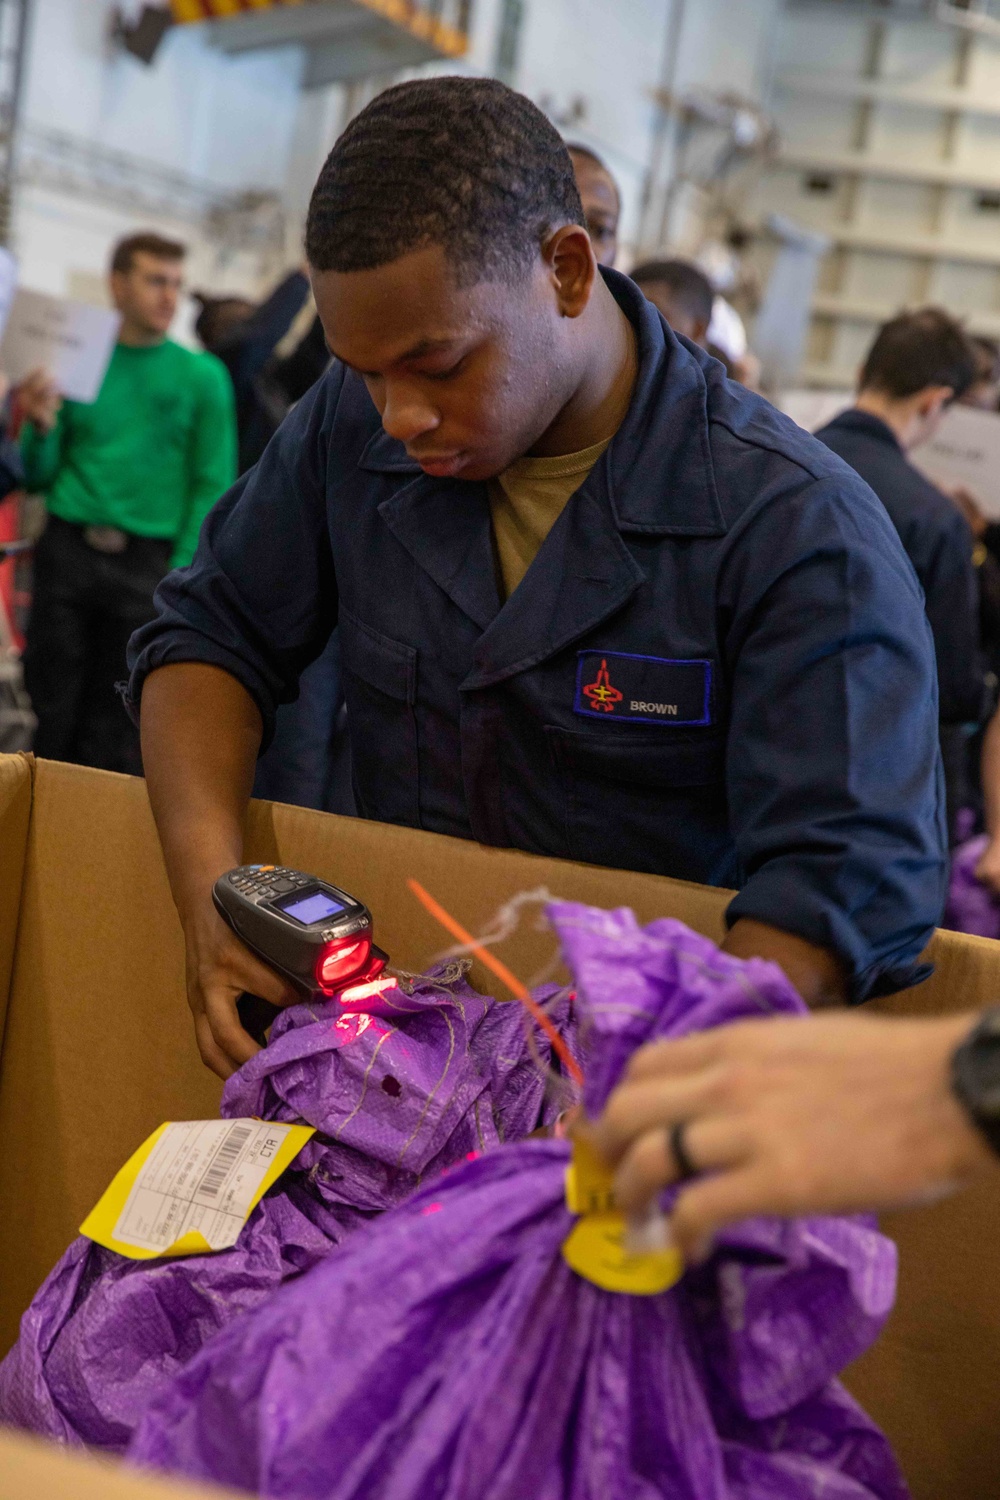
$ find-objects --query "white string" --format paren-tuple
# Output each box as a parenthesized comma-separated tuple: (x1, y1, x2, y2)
(432, 886, 560, 969)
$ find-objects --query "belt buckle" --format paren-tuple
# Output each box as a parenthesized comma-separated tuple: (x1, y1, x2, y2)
(83, 525, 128, 555)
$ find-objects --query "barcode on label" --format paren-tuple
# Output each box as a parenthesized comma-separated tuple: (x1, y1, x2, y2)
(198, 1124, 253, 1198)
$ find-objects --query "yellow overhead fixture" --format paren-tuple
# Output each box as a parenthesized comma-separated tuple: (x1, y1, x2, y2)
(171, 1, 305, 19)
(169, 0, 467, 57)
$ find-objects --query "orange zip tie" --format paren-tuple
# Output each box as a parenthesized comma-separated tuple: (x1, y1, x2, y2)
(407, 878, 584, 1088)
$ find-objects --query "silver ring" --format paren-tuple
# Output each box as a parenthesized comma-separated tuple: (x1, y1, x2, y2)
(669, 1121, 698, 1181)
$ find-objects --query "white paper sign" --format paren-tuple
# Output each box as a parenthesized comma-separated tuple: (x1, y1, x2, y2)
(911, 403, 1000, 520)
(0, 287, 121, 403)
(112, 1118, 297, 1254)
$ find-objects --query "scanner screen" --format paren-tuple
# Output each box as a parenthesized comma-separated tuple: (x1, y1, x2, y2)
(277, 890, 346, 925)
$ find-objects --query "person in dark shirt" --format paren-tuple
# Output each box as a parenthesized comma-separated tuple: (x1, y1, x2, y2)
(944, 333, 1000, 609)
(195, 270, 311, 475)
(567, 143, 620, 268)
(815, 308, 991, 844)
(961, 334, 1000, 412)
(630, 259, 714, 346)
(631, 259, 760, 390)
(197, 273, 349, 813)
(270, 313, 331, 408)
(128, 78, 943, 1080)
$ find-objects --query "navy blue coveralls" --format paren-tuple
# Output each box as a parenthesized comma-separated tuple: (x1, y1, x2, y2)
(816, 408, 992, 841)
(127, 270, 946, 1002)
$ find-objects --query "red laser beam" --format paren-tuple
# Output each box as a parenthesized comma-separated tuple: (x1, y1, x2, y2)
(406, 878, 584, 1087)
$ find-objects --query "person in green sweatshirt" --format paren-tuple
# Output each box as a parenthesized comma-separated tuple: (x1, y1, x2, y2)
(17, 231, 237, 775)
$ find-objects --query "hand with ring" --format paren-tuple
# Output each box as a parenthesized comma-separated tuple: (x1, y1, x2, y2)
(582, 1010, 997, 1262)
(667, 1120, 698, 1181)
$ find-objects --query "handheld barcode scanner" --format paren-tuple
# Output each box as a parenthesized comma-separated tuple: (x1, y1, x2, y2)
(213, 865, 389, 1043)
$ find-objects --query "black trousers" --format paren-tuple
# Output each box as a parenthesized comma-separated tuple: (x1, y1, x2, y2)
(23, 516, 171, 776)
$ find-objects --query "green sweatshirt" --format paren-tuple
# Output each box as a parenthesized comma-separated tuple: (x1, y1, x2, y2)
(21, 339, 237, 568)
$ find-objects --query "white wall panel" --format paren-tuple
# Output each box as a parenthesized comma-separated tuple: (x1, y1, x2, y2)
(966, 33, 1000, 93)
(515, 0, 671, 259)
(11, 0, 781, 311)
(829, 316, 872, 375)
(772, 11, 871, 75)
(776, 94, 859, 153)
(21, 0, 303, 191)
(868, 103, 945, 162)
(840, 249, 923, 304)
(762, 1, 1000, 383)
(879, 20, 956, 86)
(929, 260, 1000, 316)
(855, 179, 935, 234)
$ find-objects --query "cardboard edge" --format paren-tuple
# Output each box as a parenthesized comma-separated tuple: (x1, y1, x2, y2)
(0, 1426, 246, 1498)
(0, 752, 33, 1054)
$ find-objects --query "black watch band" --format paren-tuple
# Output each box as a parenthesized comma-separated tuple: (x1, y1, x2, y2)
(951, 1008, 1000, 1158)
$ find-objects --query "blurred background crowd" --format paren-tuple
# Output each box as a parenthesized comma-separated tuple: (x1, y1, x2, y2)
(5, 0, 1000, 924)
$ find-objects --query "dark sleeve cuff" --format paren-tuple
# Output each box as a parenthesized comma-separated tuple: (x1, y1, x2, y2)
(726, 869, 938, 1005)
(125, 632, 282, 752)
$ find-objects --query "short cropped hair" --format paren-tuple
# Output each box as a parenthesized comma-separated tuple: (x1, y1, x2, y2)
(306, 76, 584, 285)
(565, 141, 620, 203)
(110, 232, 186, 276)
(860, 307, 977, 401)
(630, 259, 714, 330)
(971, 333, 1000, 386)
(192, 293, 254, 351)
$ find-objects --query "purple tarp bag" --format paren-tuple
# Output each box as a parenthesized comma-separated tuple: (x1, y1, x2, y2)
(128, 904, 908, 1500)
(945, 833, 1000, 939)
(0, 968, 575, 1451)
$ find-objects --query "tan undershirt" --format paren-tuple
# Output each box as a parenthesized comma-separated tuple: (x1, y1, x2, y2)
(488, 436, 612, 600)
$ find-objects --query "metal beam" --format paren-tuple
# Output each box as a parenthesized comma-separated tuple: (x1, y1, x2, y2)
(302, 25, 438, 84)
(207, 0, 468, 70)
(208, 0, 374, 53)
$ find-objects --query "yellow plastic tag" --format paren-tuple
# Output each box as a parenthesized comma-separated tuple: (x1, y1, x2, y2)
(561, 1137, 683, 1295)
(564, 1134, 617, 1216)
(80, 1118, 315, 1260)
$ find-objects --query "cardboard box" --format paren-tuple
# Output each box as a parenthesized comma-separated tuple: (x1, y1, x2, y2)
(0, 1427, 242, 1499)
(0, 752, 998, 1497)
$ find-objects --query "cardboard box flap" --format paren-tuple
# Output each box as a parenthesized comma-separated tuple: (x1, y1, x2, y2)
(0, 758, 732, 1355)
(0, 1426, 245, 1499)
(3, 757, 1000, 1500)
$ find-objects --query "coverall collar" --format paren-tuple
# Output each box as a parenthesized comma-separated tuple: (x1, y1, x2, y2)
(360, 269, 728, 686)
(823, 407, 904, 453)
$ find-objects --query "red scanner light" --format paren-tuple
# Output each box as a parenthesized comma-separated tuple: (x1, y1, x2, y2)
(338, 975, 399, 1006)
(316, 936, 371, 993)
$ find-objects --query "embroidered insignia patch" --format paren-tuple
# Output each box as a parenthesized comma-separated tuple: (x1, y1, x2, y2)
(574, 651, 713, 726)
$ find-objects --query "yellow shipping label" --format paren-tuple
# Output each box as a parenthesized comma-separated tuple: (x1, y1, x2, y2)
(81, 1118, 315, 1260)
(562, 1136, 684, 1295)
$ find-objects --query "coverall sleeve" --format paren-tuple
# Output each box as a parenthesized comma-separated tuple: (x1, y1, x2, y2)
(215, 271, 310, 403)
(722, 475, 947, 1002)
(127, 366, 342, 749)
(170, 355, 239, 569)
(921, 507, 990, 725)
(20, 412, 65, 492)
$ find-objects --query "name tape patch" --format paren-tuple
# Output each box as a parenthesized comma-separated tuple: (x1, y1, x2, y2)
(574, 651, 712, 726)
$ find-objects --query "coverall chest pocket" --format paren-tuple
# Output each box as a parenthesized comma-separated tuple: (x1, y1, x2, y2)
(339, 606, 420, 828)
(545, 725, 728, 880)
